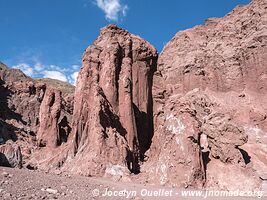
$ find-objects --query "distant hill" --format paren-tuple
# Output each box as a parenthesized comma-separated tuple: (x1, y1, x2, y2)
(35, 78, 75, 93)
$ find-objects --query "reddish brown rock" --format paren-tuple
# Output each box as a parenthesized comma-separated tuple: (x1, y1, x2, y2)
(144, 0, 266, 190)
(36, 83, 73, 149)
(37, 87, 62, 148)
(142, 90, 252, 188)
(0, 63, 74, 168)
(0, 141, 22, 168)
(156, 0, 267, 130)
(0, 0, 266, 192)
(62, 25, 157, 176)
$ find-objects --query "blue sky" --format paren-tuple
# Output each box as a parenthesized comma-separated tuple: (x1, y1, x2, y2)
(0, 0, 251, 84)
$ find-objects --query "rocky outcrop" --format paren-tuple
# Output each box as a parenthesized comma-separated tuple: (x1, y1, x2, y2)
(61, 25, 157, 176)
(0, 141, 22, 168)
(37, 87, 62, 148)
(0, 63, 74, 168)
(142, 90, 255, 188)
(143, 0, 266, 190)
(156, 0, 267, 130)
(0, 0, 266, 192)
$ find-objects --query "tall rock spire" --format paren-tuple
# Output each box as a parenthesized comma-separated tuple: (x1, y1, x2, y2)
(63, 24, 158, 175)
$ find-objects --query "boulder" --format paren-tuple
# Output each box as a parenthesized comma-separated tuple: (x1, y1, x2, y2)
(0, 141, 22, 168)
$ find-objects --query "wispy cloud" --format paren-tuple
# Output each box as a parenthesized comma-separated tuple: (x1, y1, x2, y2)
(69, 71, 79, 86)
(43, 70, 68, 82)
(12, 62, 80, 85)
(95, 0, 128, 21)
(12, 63, 34, 76)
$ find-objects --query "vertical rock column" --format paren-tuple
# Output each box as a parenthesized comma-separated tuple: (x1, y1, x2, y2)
(63, 25, 158, 176)
(37, 86, 62, 148)
(118, 39, 139, 172)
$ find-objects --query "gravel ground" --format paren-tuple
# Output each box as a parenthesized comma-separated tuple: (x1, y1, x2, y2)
(0, 167, 265, 200)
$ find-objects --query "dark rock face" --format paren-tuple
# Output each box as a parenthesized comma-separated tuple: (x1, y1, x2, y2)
(143, 0, 266, 190)
(62, 25, 157, 176)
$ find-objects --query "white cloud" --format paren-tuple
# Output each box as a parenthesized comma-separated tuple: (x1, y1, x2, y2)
(50, 64, 66, 72)
(43, 70, 68, 82)
(34, 63, 44, 71)
(95, 0, 128, 21)
(71, 65, 80, 70)
(68, 71, 79, 86)
(12, 63, 34, 76)
(122, 4, 128, 16)
(11, 62, 80, 84)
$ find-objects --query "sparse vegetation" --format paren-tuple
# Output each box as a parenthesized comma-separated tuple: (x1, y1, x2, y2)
(0, 62, 8, 70)
(35, 78, 75, 93)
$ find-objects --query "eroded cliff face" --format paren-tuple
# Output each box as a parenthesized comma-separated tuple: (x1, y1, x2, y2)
(37, 86, 73, 148)
(0, 63, 74, 169)
(143, 0, 266, 190)
(0, 0, 266, 191)
(61, 25, 157, 176)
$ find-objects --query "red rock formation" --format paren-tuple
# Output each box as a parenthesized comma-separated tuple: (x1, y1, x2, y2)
(0, 63, 74, 168)
(62, 25, 157, 176)
(144, 0, 266, 190)
(0, 141, 22, 168)
(37, 87, 62, 148)
(0, 0, 266, 192)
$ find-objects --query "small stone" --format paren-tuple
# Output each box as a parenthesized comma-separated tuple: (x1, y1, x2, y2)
(2, 172, 9, 177)
(54, 170, 62, 175)
(60, 185, 67, 190)
(259, 172, 267, 180)
(3, 193, 12, 198)
(46, 188, 58, 194)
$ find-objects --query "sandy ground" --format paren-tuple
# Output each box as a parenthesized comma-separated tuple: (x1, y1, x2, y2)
(0, 167, 265, 200)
